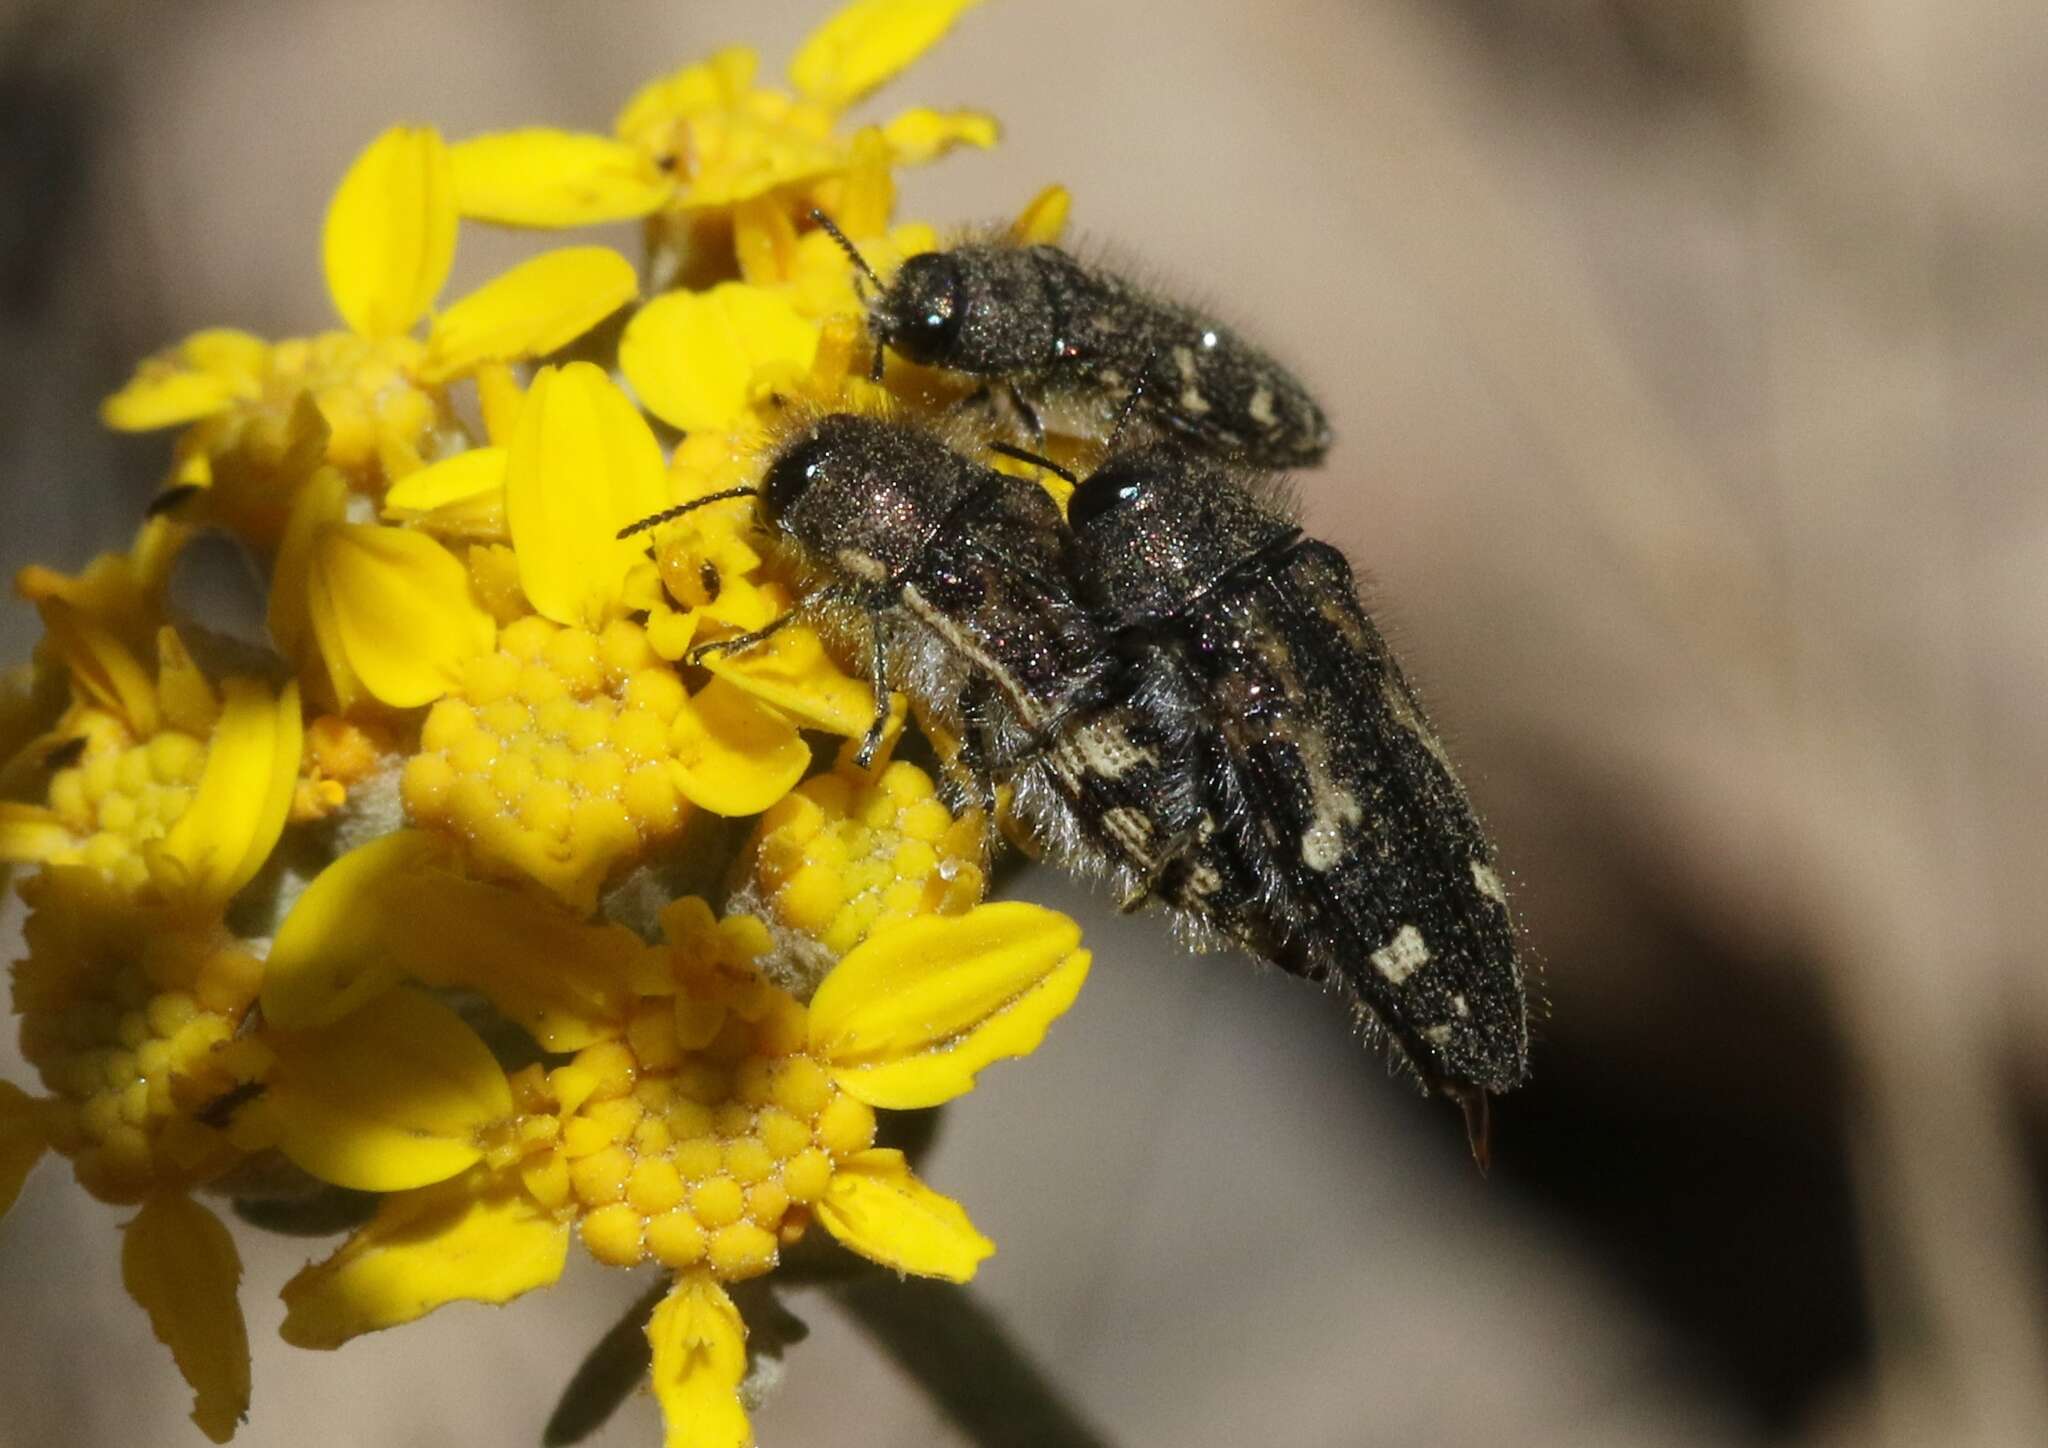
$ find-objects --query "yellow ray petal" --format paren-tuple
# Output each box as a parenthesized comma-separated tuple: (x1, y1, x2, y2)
(280, 1166, 569, 1348)
(809, 902, 1089, 1108)
(669, 676, 811, 816)
(506, 362, 670, 628)
(382, 445, 509, 534)
(420, 246, 639, 384)
(701, 625, 877, 738)
(38, 598, 158, 737)
(815, 1147, 992, 1281)
(451, 128, 673, 227)
(155, 627, 221, 736)
(268, 468, 349, 683)
(121, 1193, 251, 1444)
(647, 1272, 752, 1448)
(619, 283, 820, 434)
(1007, 183, 1070, 246)
(265, 830, 641, 1046)
(323, 125, 457, 339)
(879, 106, 999, 166)
(99, 329, 267, 432)
(267, 987, 512, 1192)
(312, 523, 495, 707)
(148, 679, 302, 912)
(790, 0, 984, 111)
(0, 1080, 50, 1219)
(0, 802, 75, 868)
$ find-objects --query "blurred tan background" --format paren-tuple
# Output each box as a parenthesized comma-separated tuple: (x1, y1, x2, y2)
(5, 0, 2048, 1444)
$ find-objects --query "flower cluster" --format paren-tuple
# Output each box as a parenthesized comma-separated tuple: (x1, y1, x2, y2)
(0, 3, 1095, 1445)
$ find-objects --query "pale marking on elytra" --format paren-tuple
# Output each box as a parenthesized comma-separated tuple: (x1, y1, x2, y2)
(1382, 681, 1455, 774)
(1099, 805, 1154, 851)
(1371, 924, 1432, 985)
(1248, 386, 1278, 427)
(1179, 385, 1211, 415)
(1172, 345, 1199, 379)
(1471, 860, 1508, 907)
(1421, 1024, 1454, 1047)
(1451, 993, 1471, 1018)
(834, 548, 889, 583)
(1068, 719, 1157, 780)
(1295, 728, 1365, 872)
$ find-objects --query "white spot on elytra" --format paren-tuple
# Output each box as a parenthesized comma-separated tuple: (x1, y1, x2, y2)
(1248, 386, 1277, 427)
(1099, 806, 1153, 849)
(1471, 860, 1507, 906)
(1451, 994, 1471, 1018)
(1421, 1024, 1454, 1047)
(1179, 385, 1210, 415)
(1172, 345, 1199, 379)
(1069, 721, 1156, 780)
(1296, 729, 1364, 871)
(1371, 925, 1432, 985)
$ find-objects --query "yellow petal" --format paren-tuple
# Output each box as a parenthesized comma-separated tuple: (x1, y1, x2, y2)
(0, 1080, 49, 1219)
(647, 1273, 751, 1448)
(615, 47, 759, 149)
(1007, 183, 1070, 246)
(280, 1166, 568, 1348)
(38, 598, 158, 737)
(0, 804, 71, 869)
(420, 246, 639, 384)
(268, 468, 349, 685)
(451, 128, 673, 227)
(702, 625, 877, 738)
(121, 1193, 251, 1444)
(155, 627, 221, 736)
(311, 523, 495, 706)
(149, 679, 302, 912)
(816, 1148, 991, 1281)
(506, 362, 669, 628)
(809, 902, 1089, 1108)
(323, 125, 457, 339)
(669, 676, 811, 816)
(476, 361, 526, 445)
(382, 445, 509, 534)
(267, 987, 512, 1192)
(790, 0, 984, 110)
(879, 106, 1000, 165)
(265, 830, 640, 1046)
(619, 284, 820, 434)
(100, 328, 267, 432)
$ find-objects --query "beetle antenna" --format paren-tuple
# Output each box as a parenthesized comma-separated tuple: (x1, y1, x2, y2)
(616, 487, 759, 540)
(810, 209, 884, 293)
(987, 441, 1078, 486)
(1106, 351, 1155, 452)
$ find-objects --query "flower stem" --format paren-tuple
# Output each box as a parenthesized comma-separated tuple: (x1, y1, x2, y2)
(833, 1276, 1116, 1448)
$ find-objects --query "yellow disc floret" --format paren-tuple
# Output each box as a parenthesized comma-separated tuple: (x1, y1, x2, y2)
(735, 760, 987, 993)
(10, 870, 262, 1202)
(401, 615, 692, 909)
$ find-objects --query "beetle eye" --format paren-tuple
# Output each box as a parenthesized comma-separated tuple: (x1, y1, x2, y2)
(761, 432, 834, 519)
(885, 254, 963, 364)
(1066, 470, 1145, 530)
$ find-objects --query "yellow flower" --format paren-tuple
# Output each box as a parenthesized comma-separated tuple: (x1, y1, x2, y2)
(261, 878, 1087, 1448)
(0, 607, 300, 909)
(101, 126, 639, 546)
(451, 0, 994, 238)
(2, 868, 276, 1441)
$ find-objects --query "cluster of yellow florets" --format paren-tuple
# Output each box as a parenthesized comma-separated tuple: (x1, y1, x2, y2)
(404, 617, 695, 907)
(0, 4, 1096, 1447)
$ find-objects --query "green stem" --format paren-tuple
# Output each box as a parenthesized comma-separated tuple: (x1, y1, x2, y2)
(833, 1276, 1116, 1448)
